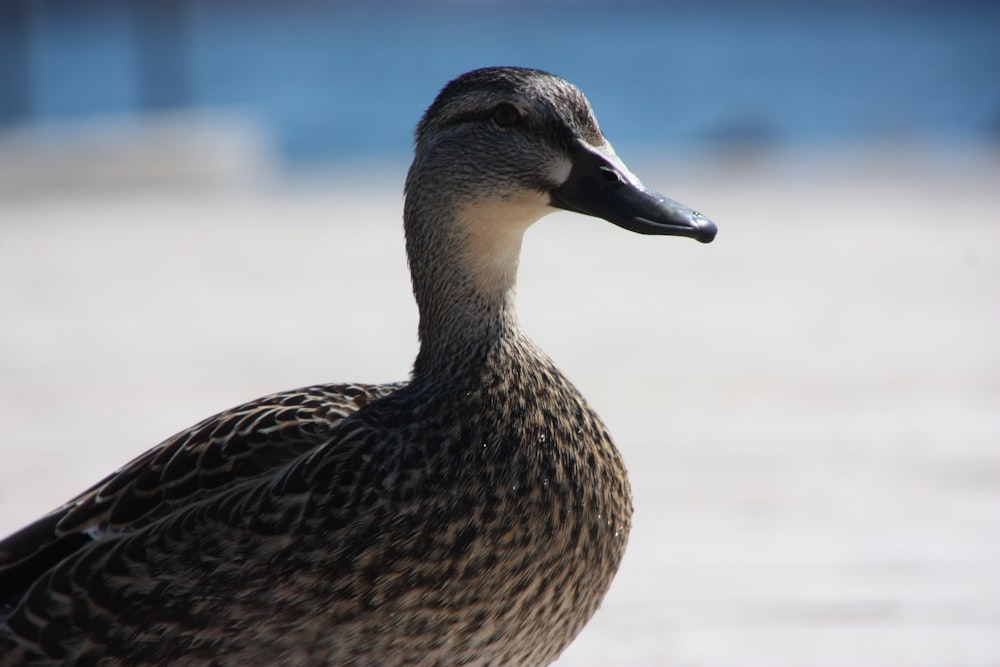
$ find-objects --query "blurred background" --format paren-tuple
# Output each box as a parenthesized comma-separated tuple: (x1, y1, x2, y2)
(2, 0, 999, 172)
(1, 1, 998, 665)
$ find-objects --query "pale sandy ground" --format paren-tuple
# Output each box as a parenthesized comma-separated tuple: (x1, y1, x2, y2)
(1, 148, 998, 666)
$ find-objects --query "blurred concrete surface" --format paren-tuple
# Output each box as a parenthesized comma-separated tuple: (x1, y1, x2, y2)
(0, 146, 998, 666)
(0, 110, 276, 192)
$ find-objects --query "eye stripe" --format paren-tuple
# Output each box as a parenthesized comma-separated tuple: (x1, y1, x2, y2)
(440, 109, 494, 129)
(438, 102, 523, 132)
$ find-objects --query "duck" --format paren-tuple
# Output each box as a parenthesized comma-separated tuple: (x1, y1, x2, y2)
(0, 66, 715, 666)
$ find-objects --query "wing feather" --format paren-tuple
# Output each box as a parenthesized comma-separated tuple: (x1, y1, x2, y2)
(0, 381, 403, 611)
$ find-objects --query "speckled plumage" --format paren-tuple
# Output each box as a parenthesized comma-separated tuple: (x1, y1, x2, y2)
(0, 66, 714, 666)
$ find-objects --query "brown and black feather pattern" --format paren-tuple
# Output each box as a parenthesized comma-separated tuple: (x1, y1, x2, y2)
(0, 341, 630, 666)
(0, 383, 398, 613)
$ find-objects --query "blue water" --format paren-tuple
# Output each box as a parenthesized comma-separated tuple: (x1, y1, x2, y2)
(5, 0, 1000, 162)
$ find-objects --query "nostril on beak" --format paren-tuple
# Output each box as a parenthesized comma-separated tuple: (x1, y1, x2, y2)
(599, 167, 624, 186)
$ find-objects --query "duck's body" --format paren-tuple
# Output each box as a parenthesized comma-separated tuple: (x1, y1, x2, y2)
(0, 67, 714, 665)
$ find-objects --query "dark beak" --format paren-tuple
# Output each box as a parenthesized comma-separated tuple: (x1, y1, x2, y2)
(549, 141, 717, 243)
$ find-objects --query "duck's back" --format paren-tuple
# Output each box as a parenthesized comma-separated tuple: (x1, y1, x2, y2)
(0, 382, 401, 663)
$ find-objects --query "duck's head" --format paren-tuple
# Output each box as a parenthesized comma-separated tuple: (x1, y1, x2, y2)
(405, 67, 717, 359)
(405, 66, 717, 246)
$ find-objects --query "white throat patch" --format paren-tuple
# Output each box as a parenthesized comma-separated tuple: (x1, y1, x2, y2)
(455, 190, 553, 297)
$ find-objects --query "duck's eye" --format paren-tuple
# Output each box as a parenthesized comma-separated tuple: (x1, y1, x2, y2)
(492, 103, 521, 128)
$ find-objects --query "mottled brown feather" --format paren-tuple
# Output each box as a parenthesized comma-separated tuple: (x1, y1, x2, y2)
(0, 383, 400, 609)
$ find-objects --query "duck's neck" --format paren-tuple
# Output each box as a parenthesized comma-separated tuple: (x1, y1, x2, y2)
(404, 187, 549, 381)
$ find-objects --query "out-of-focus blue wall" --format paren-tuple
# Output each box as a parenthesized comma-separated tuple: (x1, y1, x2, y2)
(1, 0, 998, 163)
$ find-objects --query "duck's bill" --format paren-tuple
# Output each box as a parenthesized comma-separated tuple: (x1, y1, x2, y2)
(549, 141, 717, 244)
